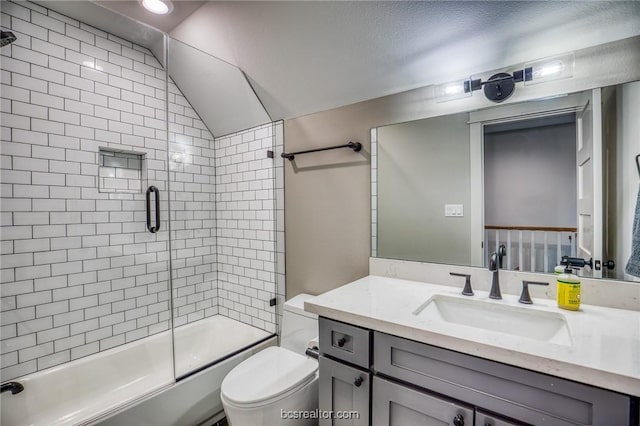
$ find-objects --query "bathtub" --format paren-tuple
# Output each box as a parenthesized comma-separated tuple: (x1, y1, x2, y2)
(1, 316, 274, 426)
(173, 315, 272, 378)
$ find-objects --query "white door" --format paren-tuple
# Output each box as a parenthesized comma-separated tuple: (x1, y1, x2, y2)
(469, 93, 589, 269)
(576, 88, 603, 277)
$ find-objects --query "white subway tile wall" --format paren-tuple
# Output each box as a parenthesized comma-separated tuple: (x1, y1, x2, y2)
(0, 1, 281, 381)
(214, 123, 282, 334)
(167, 80, 219, 327)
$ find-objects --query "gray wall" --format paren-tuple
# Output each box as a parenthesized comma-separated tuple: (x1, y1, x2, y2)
(377, 113, 470, 264)
(602, 81, 640, 282)
(617, 81, 640, 281)
(484, 123, 577, 228)
(602, 86, 618, 278)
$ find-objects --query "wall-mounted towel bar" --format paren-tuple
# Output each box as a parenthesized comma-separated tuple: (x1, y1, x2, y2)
(281, 141, 362, 161)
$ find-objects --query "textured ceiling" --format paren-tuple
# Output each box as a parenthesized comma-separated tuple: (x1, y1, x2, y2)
(170, 1, 640, 120)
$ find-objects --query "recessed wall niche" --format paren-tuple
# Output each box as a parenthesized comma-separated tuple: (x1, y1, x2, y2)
(98, 148, 145, 194)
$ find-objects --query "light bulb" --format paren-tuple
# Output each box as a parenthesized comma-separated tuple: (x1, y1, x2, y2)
(445, 85, 464, 95)
(535, 60, 564, 78)
(524, 52, 574, 86)
(435, 79, 472, 103)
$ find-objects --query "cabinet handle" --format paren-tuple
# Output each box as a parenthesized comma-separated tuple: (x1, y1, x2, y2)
(354, 376, 363, 387)
(337, 337, 347, 347)
(452, 414, 464, 426)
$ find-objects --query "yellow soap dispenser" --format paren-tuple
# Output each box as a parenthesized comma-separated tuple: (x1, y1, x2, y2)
(557, 266, 581, 310)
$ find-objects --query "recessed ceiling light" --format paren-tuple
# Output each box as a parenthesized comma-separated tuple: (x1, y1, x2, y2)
(141, 0, 173, 15)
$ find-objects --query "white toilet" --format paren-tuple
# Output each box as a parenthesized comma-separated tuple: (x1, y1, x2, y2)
(220, 294, 319, 426)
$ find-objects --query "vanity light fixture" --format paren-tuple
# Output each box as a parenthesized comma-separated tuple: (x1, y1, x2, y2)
(141, 0, 173, 15)
(435, 52, 575, 103)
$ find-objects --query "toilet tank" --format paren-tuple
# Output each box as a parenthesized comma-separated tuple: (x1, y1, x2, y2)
(281, 294, 318, 353)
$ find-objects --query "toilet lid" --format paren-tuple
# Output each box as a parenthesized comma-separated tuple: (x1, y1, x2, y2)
(221, 346, 318, 406)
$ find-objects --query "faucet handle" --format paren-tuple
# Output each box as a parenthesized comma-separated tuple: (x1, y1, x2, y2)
(450, 272, 473, 296)
(498, 244, 506, 268)
(488, 252, 498, 271)
(519, 280, 549, 304)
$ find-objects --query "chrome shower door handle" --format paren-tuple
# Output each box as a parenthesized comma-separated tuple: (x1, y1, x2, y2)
(146, 186, 160, 233)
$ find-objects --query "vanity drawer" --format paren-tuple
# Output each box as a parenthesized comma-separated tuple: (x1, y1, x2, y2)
(319, 317, 371, 368)
(374, 332, 631, 426)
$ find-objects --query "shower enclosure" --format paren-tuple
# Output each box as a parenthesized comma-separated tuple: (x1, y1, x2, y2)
(0, 1, 284, 423)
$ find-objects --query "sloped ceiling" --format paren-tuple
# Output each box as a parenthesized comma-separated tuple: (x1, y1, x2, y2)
(169, 39, 271, 136)
(169, 1, 640, 120)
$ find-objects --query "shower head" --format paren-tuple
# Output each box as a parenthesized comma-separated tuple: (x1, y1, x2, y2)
(1, 31, 17, 47)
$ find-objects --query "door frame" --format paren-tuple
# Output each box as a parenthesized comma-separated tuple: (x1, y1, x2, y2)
(468, 92, 590, 267)
(576, 89, 604, 277)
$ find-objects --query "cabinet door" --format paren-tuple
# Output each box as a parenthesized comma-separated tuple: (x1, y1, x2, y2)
(475, 409, 528, 426)
(373, 376, 473, 426)
(319, 356, 370, 426)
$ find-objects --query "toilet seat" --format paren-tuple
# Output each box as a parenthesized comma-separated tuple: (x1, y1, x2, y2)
(221, 346, 318, 408)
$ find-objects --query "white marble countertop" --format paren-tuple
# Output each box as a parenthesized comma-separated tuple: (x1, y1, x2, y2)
(305, 275, 640, 397)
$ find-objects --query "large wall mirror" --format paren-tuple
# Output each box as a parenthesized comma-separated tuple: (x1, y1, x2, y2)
(372, 81, 640, 283)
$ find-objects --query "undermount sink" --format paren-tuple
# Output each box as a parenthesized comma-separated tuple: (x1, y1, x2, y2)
(414, 295, 573, 346)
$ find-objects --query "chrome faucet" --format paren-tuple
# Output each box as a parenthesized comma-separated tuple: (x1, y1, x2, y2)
(488, 245, 506, 299)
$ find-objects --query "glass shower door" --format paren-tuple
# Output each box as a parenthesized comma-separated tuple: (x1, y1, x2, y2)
(0, 3, 174, 423)
(166, 37, 281, 379)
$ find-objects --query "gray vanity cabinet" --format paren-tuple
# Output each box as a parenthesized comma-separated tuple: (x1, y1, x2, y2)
(372, 376, 473, 426)
(319, 356, 370, 426)
(318, 317, 636, 426)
